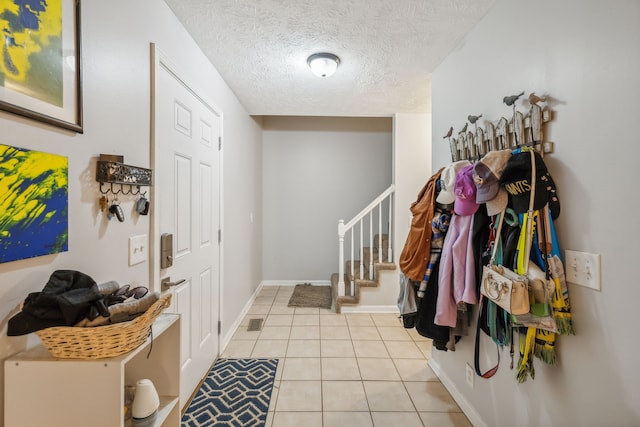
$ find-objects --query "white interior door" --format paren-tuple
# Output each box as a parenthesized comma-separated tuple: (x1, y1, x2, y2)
(152, 47, 221, 407)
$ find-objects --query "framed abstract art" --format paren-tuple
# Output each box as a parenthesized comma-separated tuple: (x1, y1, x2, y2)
(0, 0, 83, 132)
(0, 144, 68, 263)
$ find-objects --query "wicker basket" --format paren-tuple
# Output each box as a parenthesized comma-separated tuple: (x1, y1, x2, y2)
(35, 293, 172, 360)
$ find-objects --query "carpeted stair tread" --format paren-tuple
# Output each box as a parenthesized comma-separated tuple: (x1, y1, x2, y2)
(376, 262, 396, 270)
(354, 279, 377, 287)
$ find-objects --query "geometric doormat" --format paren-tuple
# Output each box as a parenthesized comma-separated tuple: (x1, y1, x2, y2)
(181, 358, 279, 427)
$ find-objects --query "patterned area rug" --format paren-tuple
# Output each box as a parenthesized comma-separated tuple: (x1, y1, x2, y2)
(181, 358, 278, 427)
(287, 283, 332, 308)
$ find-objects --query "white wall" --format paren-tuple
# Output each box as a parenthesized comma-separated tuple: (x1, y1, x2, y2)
(0, 1, 263, 423)
(262, 116, 392, 281)
(392, 113, 432, 269)
(430, 1, 640, 426)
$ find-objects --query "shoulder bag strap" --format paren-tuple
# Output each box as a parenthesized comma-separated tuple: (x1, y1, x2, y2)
(489, 209, 506, 266)
(474, 296, 500, 378)
(521, 149, 537, 275)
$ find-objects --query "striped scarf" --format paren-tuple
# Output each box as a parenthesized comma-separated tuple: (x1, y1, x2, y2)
(515, 208, 575, 382)
(545, 207, 575, 336)
(418, 211, 451, 298)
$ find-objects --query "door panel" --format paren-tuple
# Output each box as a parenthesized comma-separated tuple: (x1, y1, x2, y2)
(175, 101, 192, 137)
(200, 163, 212, 246)
(153, 52, 221, 408)
(175, 154, 192, 259)
(198, 268, 213, 345)
(175, 281, 192, 370)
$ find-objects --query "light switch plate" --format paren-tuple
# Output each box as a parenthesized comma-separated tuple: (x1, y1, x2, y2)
(565, 250, 601, 291)
(129, 234, 148, 266)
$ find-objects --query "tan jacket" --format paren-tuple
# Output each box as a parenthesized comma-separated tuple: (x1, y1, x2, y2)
(399, 168, 444, 281)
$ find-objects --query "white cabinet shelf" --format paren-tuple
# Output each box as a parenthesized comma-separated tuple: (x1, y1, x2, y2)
(5, 313, 180, 427)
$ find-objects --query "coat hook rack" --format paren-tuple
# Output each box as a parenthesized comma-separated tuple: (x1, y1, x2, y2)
(446, 92, 554, 162)
(95, 154, 152, 197)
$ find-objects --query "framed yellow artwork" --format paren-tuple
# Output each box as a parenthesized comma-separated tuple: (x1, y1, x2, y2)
(0, 0, 82, 132)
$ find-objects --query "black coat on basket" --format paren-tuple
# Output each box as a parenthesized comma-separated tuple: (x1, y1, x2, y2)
(7, 270, 103, 336)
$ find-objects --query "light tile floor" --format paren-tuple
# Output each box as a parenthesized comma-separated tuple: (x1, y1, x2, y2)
(220, 285, 472, 427)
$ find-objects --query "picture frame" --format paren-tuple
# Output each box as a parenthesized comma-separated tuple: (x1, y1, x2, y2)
(0, 0, 83, 133)
(0, 144, 69, 264)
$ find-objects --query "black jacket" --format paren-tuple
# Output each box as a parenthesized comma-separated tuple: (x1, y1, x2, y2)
(8, 270, 102, 336)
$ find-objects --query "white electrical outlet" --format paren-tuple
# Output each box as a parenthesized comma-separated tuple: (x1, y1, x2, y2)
(465, 363, 474, 389)
(129, 234, 148, 266)
(565, 250, 601, 291)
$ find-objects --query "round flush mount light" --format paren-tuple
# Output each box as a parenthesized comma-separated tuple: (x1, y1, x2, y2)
(307, 53, 340, 78)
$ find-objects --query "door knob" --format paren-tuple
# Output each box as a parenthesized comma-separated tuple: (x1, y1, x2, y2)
(161, 277, 186, 291)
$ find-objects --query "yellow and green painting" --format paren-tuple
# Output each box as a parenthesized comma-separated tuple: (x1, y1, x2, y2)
(0, 0, 63, 106)
(0, 144, 68, 263)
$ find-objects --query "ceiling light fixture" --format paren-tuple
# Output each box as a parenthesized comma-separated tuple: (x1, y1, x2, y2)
(307, 53, 340, 78)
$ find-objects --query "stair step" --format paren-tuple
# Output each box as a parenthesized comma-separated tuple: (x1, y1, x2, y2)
(345, 260, 368, 281)
(375, 262, 397, 271)
(354, 279, 377, 287)
(373, 233, 390, 249)
(346, 257, 393, 282)
(333, 234, 394, 313)
(363, 247, 390, 265)
(331, 261, 397, 313)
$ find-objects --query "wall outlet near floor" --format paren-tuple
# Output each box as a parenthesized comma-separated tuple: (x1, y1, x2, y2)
(465, 363, 474, 389)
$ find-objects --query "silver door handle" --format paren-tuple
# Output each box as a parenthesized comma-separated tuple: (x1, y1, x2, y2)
(161, 277, 186, 291)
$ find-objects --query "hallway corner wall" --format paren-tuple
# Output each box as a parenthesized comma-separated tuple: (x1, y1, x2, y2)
(430, 1, 640, 426)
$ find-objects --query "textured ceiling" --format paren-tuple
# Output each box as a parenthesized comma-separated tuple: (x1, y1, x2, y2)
(163, 0, 495, 117)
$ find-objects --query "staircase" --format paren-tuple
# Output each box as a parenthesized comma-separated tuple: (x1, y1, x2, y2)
(331, 185, 397, 313)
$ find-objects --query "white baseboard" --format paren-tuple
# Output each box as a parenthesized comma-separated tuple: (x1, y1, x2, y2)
(260, 280, 331, 287)
(220, 283, 263, 352)
(340, 305, 399, 314)
(428, 357, 486, 427)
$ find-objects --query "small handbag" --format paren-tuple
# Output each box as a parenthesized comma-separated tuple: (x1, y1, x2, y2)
(481, 265, 529, 315)
(480, 210, 530, 315)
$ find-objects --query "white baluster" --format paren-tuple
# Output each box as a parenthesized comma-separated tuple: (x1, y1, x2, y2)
(378, 204, 382, 264)
(359, 220, 364, 280)
(350, 228, 354, 289)
(388, 192, 393, 262)
(338, 220, 345, 297)
(369, 212, 373, 280)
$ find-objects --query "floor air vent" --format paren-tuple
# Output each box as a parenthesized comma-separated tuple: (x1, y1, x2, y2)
(247, 318, 263, 332)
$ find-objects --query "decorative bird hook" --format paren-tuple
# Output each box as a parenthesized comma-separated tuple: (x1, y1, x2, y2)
(467, 114, 482, 125)
(503, 91, 524, 107)
(528, 92, 546, 106)
(468, 114, 483, 133)
(458, 123, 468, 134)
(443, 126, 453, 140)
(504, 91, 524, 146)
